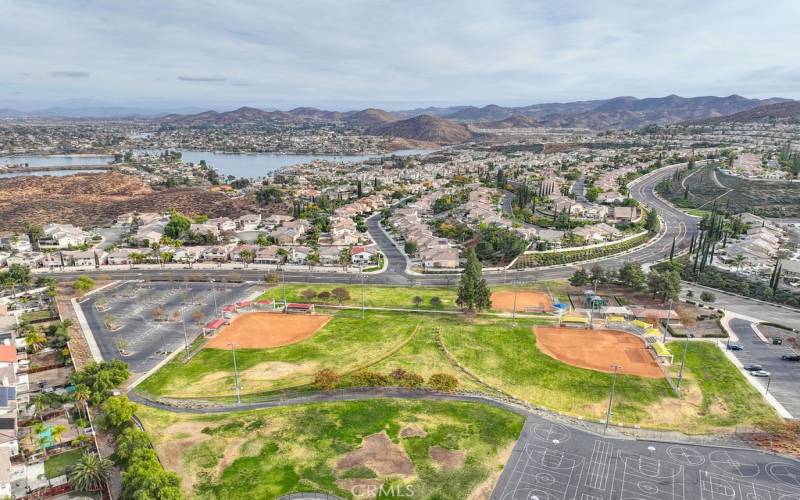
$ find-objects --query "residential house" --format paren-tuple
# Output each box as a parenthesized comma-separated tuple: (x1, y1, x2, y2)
(421, 247, 460, 269)
(39, 223, 87, 248)
(612, 206, 639, 222)
(206, 217, 237, 232)
(237, 214, 262, 231)
(351, 246, 375, 265)
(0, 234, 31, 253)
(253, 245, 282, 265)
(201, 246, 230, 262)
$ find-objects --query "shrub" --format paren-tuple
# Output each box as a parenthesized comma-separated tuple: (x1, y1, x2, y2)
(429, 296, 442, 308)
(330, 287, 351, 304)
(300, 288, 318, 300)
(427, 373, 459, 392)
(700, 291, 716, 303)
(313, 369, 341, 390)
(348, 370, 390, 387)
(317, 291, 332, 301)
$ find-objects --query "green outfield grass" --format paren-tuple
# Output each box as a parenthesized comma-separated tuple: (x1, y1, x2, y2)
(137, 399, 524, 499)
(137, 310, 421, 398)
(258, 284, 459, 310)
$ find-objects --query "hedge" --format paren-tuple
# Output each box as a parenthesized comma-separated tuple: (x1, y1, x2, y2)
(512, 232, 651, 268)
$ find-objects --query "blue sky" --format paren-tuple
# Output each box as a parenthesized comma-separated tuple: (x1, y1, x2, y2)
(2, 0, 799, 111)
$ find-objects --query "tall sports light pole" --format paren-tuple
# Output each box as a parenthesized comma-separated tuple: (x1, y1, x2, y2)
(511, 275, 518, 327)
(605, 365, 621, 434)
(361, 270, 366, 319)
(181, 306, 190, 356)
(210, 279, 218, 318)
(228, 342, 241, 405)
(282, 269, 287, 310)
(765, 375, 772, 396)
(677, 332, 693, 393)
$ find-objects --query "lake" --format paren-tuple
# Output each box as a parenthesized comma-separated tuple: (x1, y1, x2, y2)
(0, 169, 107, 179)
(137, 149, 434, 178)
(0, 149, 434, 179)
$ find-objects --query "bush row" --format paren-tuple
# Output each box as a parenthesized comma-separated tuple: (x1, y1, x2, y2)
(314, 368, 459, 392)
(513, 232, 650, 268)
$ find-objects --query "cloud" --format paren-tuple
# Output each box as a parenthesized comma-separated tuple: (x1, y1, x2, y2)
(51, 71, 89, 78)
(178, 75, 227, 82)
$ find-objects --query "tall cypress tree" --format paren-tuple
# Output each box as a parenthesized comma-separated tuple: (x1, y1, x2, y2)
(457, 249, 492, 311)
(669, 237, 676, 261)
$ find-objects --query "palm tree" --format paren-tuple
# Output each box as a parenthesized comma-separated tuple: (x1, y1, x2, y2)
(732, 254, 746, 271)
(51, 424, 67, 444)
(73, 384, 91, 423)
(239, 249, 255, 269)
(67, 453, 113, 492)
(33, 393, 49, 421)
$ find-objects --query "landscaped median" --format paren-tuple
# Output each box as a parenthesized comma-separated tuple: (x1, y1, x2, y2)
(512, 231, 652, 268)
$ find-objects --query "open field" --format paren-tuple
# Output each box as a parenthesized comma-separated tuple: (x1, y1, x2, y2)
(533, 326, 662, 378)
(258, 284, 458, 310)
(136, 399, 524, 499)
(206, 312, 332, 349)
(491, 290, 553, 312)
(137, 305, 777, 432)
(137, 310, 422, 398)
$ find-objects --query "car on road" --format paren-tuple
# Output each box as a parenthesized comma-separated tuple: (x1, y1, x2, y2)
(727, 343, 743, 351)
(743, 364, 764, 371)
(750, 370, 771, 377)
(781, 354, 800, 361)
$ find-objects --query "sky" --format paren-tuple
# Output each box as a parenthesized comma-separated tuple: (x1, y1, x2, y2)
(2, 0, 800, 112)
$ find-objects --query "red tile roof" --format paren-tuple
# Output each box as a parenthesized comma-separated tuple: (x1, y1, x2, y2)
(205, 318, 225, 330)
(0, 345, 17, 363)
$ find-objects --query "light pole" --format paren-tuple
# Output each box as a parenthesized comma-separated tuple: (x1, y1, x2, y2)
(361, 271, 366, 319)
(210, 279, 218, 317)
(665, 298, 673, 343)
(605, 365, 621, 434)
(765, 375, 772, 396)
(181, 306, 190, 356)
(282, 269, 287, 310)
(228, 342, 241, 405)
(677, 332, 693, 393)
(511, 276, 518, 327)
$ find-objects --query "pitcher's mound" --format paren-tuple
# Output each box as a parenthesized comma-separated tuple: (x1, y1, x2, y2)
(533, 326, 662, 378)
(206, 312, 331, 349)
(492, 290, 553, 313)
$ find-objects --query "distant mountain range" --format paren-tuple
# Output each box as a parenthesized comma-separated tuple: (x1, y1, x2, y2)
(2, 95, 797, 143)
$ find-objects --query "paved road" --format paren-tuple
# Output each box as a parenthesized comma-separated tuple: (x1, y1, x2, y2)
(493, 416, 800, 500)
(728, 318, 800, 418)
(683, 284, 800, 331)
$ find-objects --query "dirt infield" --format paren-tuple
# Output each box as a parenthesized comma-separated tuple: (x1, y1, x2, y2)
(206, 312, 331, 349)
(492, 290, 553, 312)
(533, 326, 663, 378)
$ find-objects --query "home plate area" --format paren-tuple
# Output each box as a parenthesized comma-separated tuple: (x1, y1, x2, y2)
(492, 418, 800, 500)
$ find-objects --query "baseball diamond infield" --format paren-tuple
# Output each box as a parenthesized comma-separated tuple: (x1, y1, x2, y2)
(491, 290, 553, 312)
(532, 326, 663, 378)
(206, 312, 332, 349)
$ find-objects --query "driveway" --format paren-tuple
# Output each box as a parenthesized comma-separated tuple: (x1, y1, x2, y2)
(728, 318, 800, 418)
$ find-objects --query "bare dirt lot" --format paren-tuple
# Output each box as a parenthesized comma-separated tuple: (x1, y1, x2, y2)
(533, 326, 663, 378)
(206, 312, 331, 349)
(492, 290, 553, 312)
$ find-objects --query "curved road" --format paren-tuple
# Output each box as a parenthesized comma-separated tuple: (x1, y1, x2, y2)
(40, 162, 698, 286)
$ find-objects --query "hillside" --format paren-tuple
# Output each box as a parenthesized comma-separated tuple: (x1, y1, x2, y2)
(160, 106, 299, 125)
(701, 100, 800, 124)
(342, 108, 398, 127)
(0, 173, 255, 231)
(368, 114, 475, 143)
(483, 115, 539, 129)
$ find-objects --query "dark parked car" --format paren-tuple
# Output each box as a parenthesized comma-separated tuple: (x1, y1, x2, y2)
(782, 354, 800, 361)
(727, 343, 743, 351)
(743, 364, 764, 371)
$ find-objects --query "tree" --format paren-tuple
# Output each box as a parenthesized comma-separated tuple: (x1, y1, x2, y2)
(163, 211, 192, 239)
(70, 360, 130, 404)
(412, 296, 423, 308)
(331, 287, 350, 304)
(645, 210, 659, 232)
(25, 330, 47, 353)
(732, 254, 746, 271)
(26, 223, 44, 251)
(427, 373, 459, 391)
(255, 186, 283, 206)
(100, 396, 136, 430)
(300, 288, 318, 300)
(700, 291, 716, 303)
(569, 268, 590, 287)
(239, 249, 255, 268)
(255, 233, 270, 246)
(73, 276, 95, 294)
(338, 247, 352, 270)
(68, 453, 113, 492)
(404, 240, 417, 255)
(618, 262, 646, 290)
(429, 296, 442, 308)
(456, 249, 491, 311)
(121, 452, 182, 500)
(73, 384, 91, 422)
(314, 369, 341, 390)
(112, 428, 153, 466)
(589, 265, 605, 284)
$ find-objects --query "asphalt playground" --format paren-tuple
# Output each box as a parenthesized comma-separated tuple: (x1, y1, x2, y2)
(79, 280, 259, 372)
(493, 416, 800, 500)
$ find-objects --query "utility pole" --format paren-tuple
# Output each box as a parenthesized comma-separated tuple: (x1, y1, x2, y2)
(229, 342, 241, 405)
(605, 365, 621, 434)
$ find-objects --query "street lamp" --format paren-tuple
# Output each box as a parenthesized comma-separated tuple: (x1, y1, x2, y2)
(511, 275, 518, 327)
(180, 306, 190, 356)
(605, 365, 621, 434)
(361, 271, 366, 319)
(228, 342, 241, 405)
(765, 375, 772, 396)
(210, 279, 218, 317)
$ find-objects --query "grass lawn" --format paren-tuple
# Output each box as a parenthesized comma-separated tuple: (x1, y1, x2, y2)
(137, 310, 423, 398)
(45, 448, 84, 479)
(21, 309, 56, 323)
(666, 341, 778, 429)
(137, 399, 524, 500)
(684, 208, 712, 217)
(258, 284, 459, 310)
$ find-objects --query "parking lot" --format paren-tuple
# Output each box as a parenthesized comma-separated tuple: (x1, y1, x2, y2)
(79, 280, 259, 373)
(729, 318, 800, 418)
